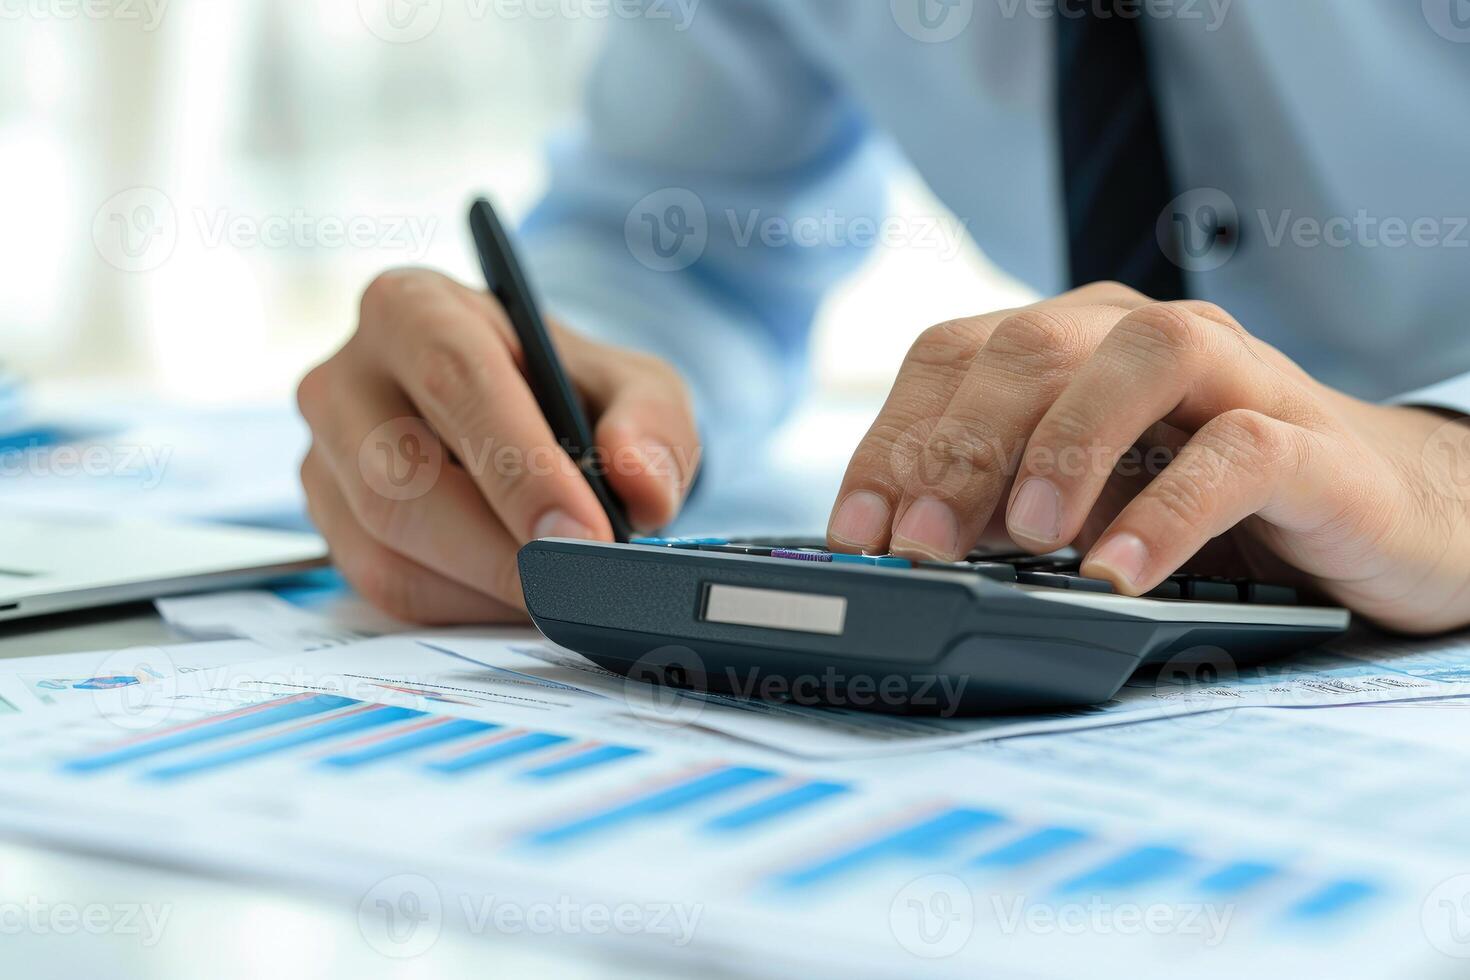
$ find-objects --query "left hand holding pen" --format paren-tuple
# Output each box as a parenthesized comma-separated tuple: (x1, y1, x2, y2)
(826, 282, 1470, 633)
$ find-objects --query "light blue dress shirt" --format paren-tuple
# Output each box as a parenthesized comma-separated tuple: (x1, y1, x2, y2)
(521, 0, 1470, 477)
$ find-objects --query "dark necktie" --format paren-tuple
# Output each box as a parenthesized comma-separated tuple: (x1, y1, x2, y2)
(1055, 0, 1187, 300)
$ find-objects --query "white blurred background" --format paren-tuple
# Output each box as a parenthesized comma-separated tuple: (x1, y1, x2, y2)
(1, 0, 1034, 440)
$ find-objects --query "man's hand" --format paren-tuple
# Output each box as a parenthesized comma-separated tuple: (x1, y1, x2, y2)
(827, 282, 1470, 633)
(298, 268, 699, 623)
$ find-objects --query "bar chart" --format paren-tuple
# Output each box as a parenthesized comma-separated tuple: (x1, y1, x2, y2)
(52, 690, 1387, 934)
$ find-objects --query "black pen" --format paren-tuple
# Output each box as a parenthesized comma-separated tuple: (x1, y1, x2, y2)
(468, 198, 634, 542)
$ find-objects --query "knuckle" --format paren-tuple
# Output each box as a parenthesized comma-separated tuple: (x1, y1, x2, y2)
(907, 318, 986, 370)
(1176, 300, 1236, 328)
(986, 310, 1088, 374)
(1073, 280, 1148, 306)
(1117, 303, 1209, 358)
(1032, 401, 1097, 451)
(359, 267, 428, 323)
(295, 363, 332, 423)
(916, 418, 1008, 490)
(1205, 409, 1287, 468)
(1151, 467, 1215, 529)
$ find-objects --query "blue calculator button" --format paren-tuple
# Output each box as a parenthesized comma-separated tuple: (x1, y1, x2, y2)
(830, 554, 912, 568)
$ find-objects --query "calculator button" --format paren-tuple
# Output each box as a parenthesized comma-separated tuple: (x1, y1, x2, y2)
(1143, 580, 1183, 600)
(770, 549, 834, 563)
(918, 561, 1018, 582)
(1017, 571, 1114, 593)
(830, 554, 913, 568)
(1244, 583, 1298, 605)
(1176, 577, 1241, 602)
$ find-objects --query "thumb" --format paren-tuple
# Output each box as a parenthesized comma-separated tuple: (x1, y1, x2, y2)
(595, 380, 701, 532)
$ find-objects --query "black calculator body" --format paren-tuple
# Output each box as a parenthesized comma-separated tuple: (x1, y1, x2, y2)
(518, 537, 1350, 716)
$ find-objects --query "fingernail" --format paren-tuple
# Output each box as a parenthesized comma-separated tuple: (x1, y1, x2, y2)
(1008, 478, 1062, 544)
(891, 497, 960, 559)
(1085, 533, 1150, 592)
(829, 490, 891, 549)
(532, 509, 597, 541)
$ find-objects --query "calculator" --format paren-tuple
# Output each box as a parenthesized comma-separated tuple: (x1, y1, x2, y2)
(517, 536, 1350, 716)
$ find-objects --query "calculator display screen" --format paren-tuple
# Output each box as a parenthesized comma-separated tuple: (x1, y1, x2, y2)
(701, 584, 847, 636)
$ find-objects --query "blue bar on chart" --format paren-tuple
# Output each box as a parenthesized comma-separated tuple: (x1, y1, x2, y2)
(520, 744, 643, 781)
(526, 766, 778, 847)
(144, 704, 425, 781)
(1197, 860, 1279, 897)
(774, 807, 1005, 890)
(425, 731, 571, 775)
(319, 717, 499, 769)
(63, 694, 360, 774)
(1287, 879, 1380, 921)
(969, 826, 1089, 870)
(704, 781, 849, 833)
(1056, 845, 1192, 895)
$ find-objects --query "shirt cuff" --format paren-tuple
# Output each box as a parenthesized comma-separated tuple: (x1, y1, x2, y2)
(1386, 374, 1470, 417)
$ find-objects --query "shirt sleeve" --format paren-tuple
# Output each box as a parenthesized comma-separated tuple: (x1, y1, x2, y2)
(518, 0, 887, 479)
(1387, 373, 1470, 417)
